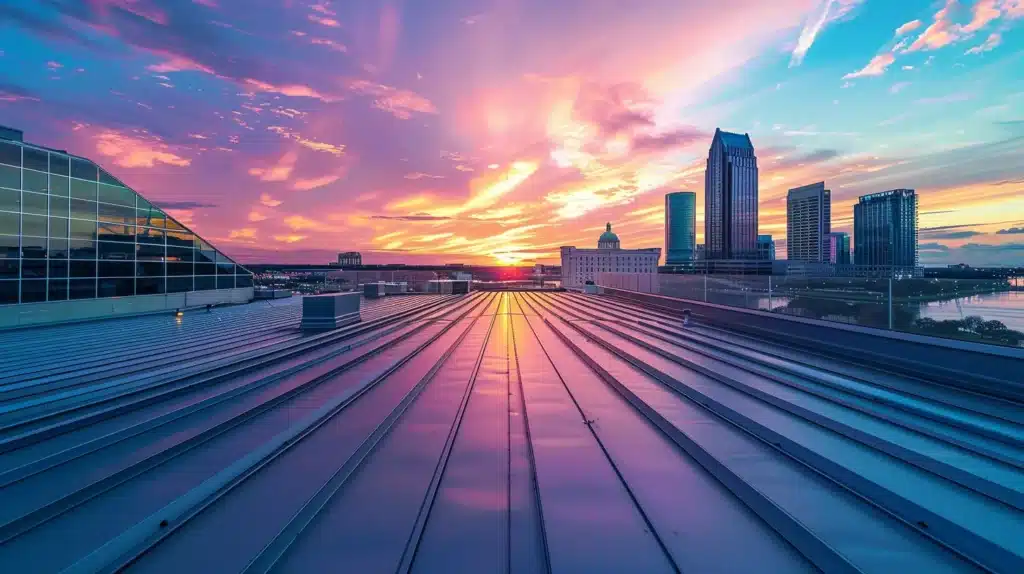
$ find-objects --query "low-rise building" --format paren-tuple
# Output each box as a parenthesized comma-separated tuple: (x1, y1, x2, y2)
(560, 223, 661, 288)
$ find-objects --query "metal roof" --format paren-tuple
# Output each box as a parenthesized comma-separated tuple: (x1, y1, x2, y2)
(0, 291, 1021, 573)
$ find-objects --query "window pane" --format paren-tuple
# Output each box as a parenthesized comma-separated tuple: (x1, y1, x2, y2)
(0, 259, 17, 279)
(70, 240, 96, 259)
(166, 230, 194, 248)
(98, 241, 134, 260)
(137, 227, 165, 245)
(99, 260, 134, 277)
(98, 202, 135, 224)
(98, 184, 135, 207)
(0, 142, 20, 167)
(165, 217, 186, 231)
(21, 258, 46, 279)
(22, 235, 46, 258)
(23, 148, 47, 172)
(217, 275, 235, 290)
(167, 276, 193, 293)
(70, 260, 96, 278)
(23, 169, 48, 193)
(0, 164, 19, 189)
(50, 196, 70, 218)
(216, 262, 235, 275)
(98, 277, 134, 297)
(194, 262, 214, 275)
(196, 249, 216, 264)
(136, 277, 165, 295)
(70, 278, 96, 300)
(236, 274, 253, 288)
(48, 279, 68, 301)
(49, 259, 68, 277)
(49, 238, 69, 259)
(49, 217, 69, 239)
(0, 279, 17, 304)
(70, 159, 97, 181)
(0, 235, 17, 258)
(71, 199, 96, 219)
(70, 178, 97, 201)
(195, 275, 215, 291)
(136, 209, 165, 228)
(98, 222, 135, 242)
(21, 280, 46, 303)
(50, 174, 69, 197)
(138, 261, 165, 277)
(167, 262, 193, 276)
(0, 188, 19, 212)
(23, 214, 47, 237)
(23, 192, 48, 216)
(49, 153, 69, 176)
(70, 219, 97, 240)
(166, 246, 194, 262)
(98, 168, 123, 187)
(136, 242, 164, 260)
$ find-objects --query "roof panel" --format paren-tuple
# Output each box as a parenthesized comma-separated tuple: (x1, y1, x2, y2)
(0, 292, 1018, 573)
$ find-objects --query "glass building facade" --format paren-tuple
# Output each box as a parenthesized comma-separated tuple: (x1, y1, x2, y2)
(787, 182, 831, 262)
(824, 232, 851, 265)
(853, 189, 918, 268)
(664, 191, 696, 264)
(705, 128, 758, 260)
(0, 129, 252, 306)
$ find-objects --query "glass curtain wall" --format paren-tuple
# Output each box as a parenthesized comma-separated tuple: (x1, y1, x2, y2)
(0, 139, 252, 305)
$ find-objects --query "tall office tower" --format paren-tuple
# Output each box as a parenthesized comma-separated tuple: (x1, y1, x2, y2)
(824, 232, 851, 265)
(787, 182, 831, 262)
(705, 128, 758, 260)
(853, 189, 918, 267)
(664, 191, 696, 264)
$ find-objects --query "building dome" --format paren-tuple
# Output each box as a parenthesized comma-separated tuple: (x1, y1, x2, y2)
(598, 222, 621, 249)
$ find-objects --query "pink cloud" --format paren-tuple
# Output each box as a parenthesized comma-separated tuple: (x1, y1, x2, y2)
(247, 210, 267, 222)
(310, 38, 347, 52)
(308, 14, 340, 27)
(842, 53, 896, 78)
(963, 0, 1002, 33)
(248, 152, 298, 182)
(906, 0, 961, 52)
(965, 32, 1002, 54)
(404, 172, 445, 180)
(147, 54, 215, 74)
(260, 193, 282, 207)
(243, 78, 335, 101)
(1005, 0, 1024, 18)
(266, 126, 345, 156)
(293, 174, 342, 191)
(93, 131, 191, 169)
(895, 19, 922, 35)
(347, 80, 437, 119)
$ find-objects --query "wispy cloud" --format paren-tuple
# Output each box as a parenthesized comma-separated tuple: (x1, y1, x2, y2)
(842, 53, 895, 79)
(965, 33, 1002, 54)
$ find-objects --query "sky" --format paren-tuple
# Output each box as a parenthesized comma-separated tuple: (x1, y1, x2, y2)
(0, 0, 1022, 267)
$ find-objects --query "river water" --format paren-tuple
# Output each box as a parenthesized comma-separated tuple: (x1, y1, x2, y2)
(916, 291, 1024, 332)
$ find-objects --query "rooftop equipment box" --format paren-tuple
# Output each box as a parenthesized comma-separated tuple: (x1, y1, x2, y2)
(363, 282, 386, 298)
(301, 292, 361, 330)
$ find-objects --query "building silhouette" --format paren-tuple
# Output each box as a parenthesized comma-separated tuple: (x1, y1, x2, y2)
(787, 182, 831, 262)
(853, 189, 918, 267)
(705, 128, 758, 260)
(664, 191, 696, 264)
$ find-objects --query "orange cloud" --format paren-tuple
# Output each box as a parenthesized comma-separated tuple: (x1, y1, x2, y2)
(267, 126, 345, 156)
(244, 79, 334, 101)
(93, 131, 191, 168)
(248, 210, 267, 222)
(895, 19, 922, 35)
(147, 54, 214, 74)
(273, 234, 307, 243)
(906, 0, 961, 52)
(963, 0, 1002, 33)
(308, 14, 340, 27)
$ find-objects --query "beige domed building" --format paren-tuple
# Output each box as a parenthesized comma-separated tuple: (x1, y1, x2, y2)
(560, 223, 661, 289)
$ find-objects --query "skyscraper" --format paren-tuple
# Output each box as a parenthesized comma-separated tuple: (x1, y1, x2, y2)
(824, 232, 851, 265)
(853, 189, 918, 267)
(705, 128, 758, 260)
(664, 191, 696, 264)
(787, 182, 831, 262)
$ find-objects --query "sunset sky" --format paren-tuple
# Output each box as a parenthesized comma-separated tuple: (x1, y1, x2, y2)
(1, 0, 1022, 266)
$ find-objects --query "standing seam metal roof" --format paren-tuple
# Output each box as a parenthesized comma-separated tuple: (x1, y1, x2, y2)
(0, 292, 1021, 573)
